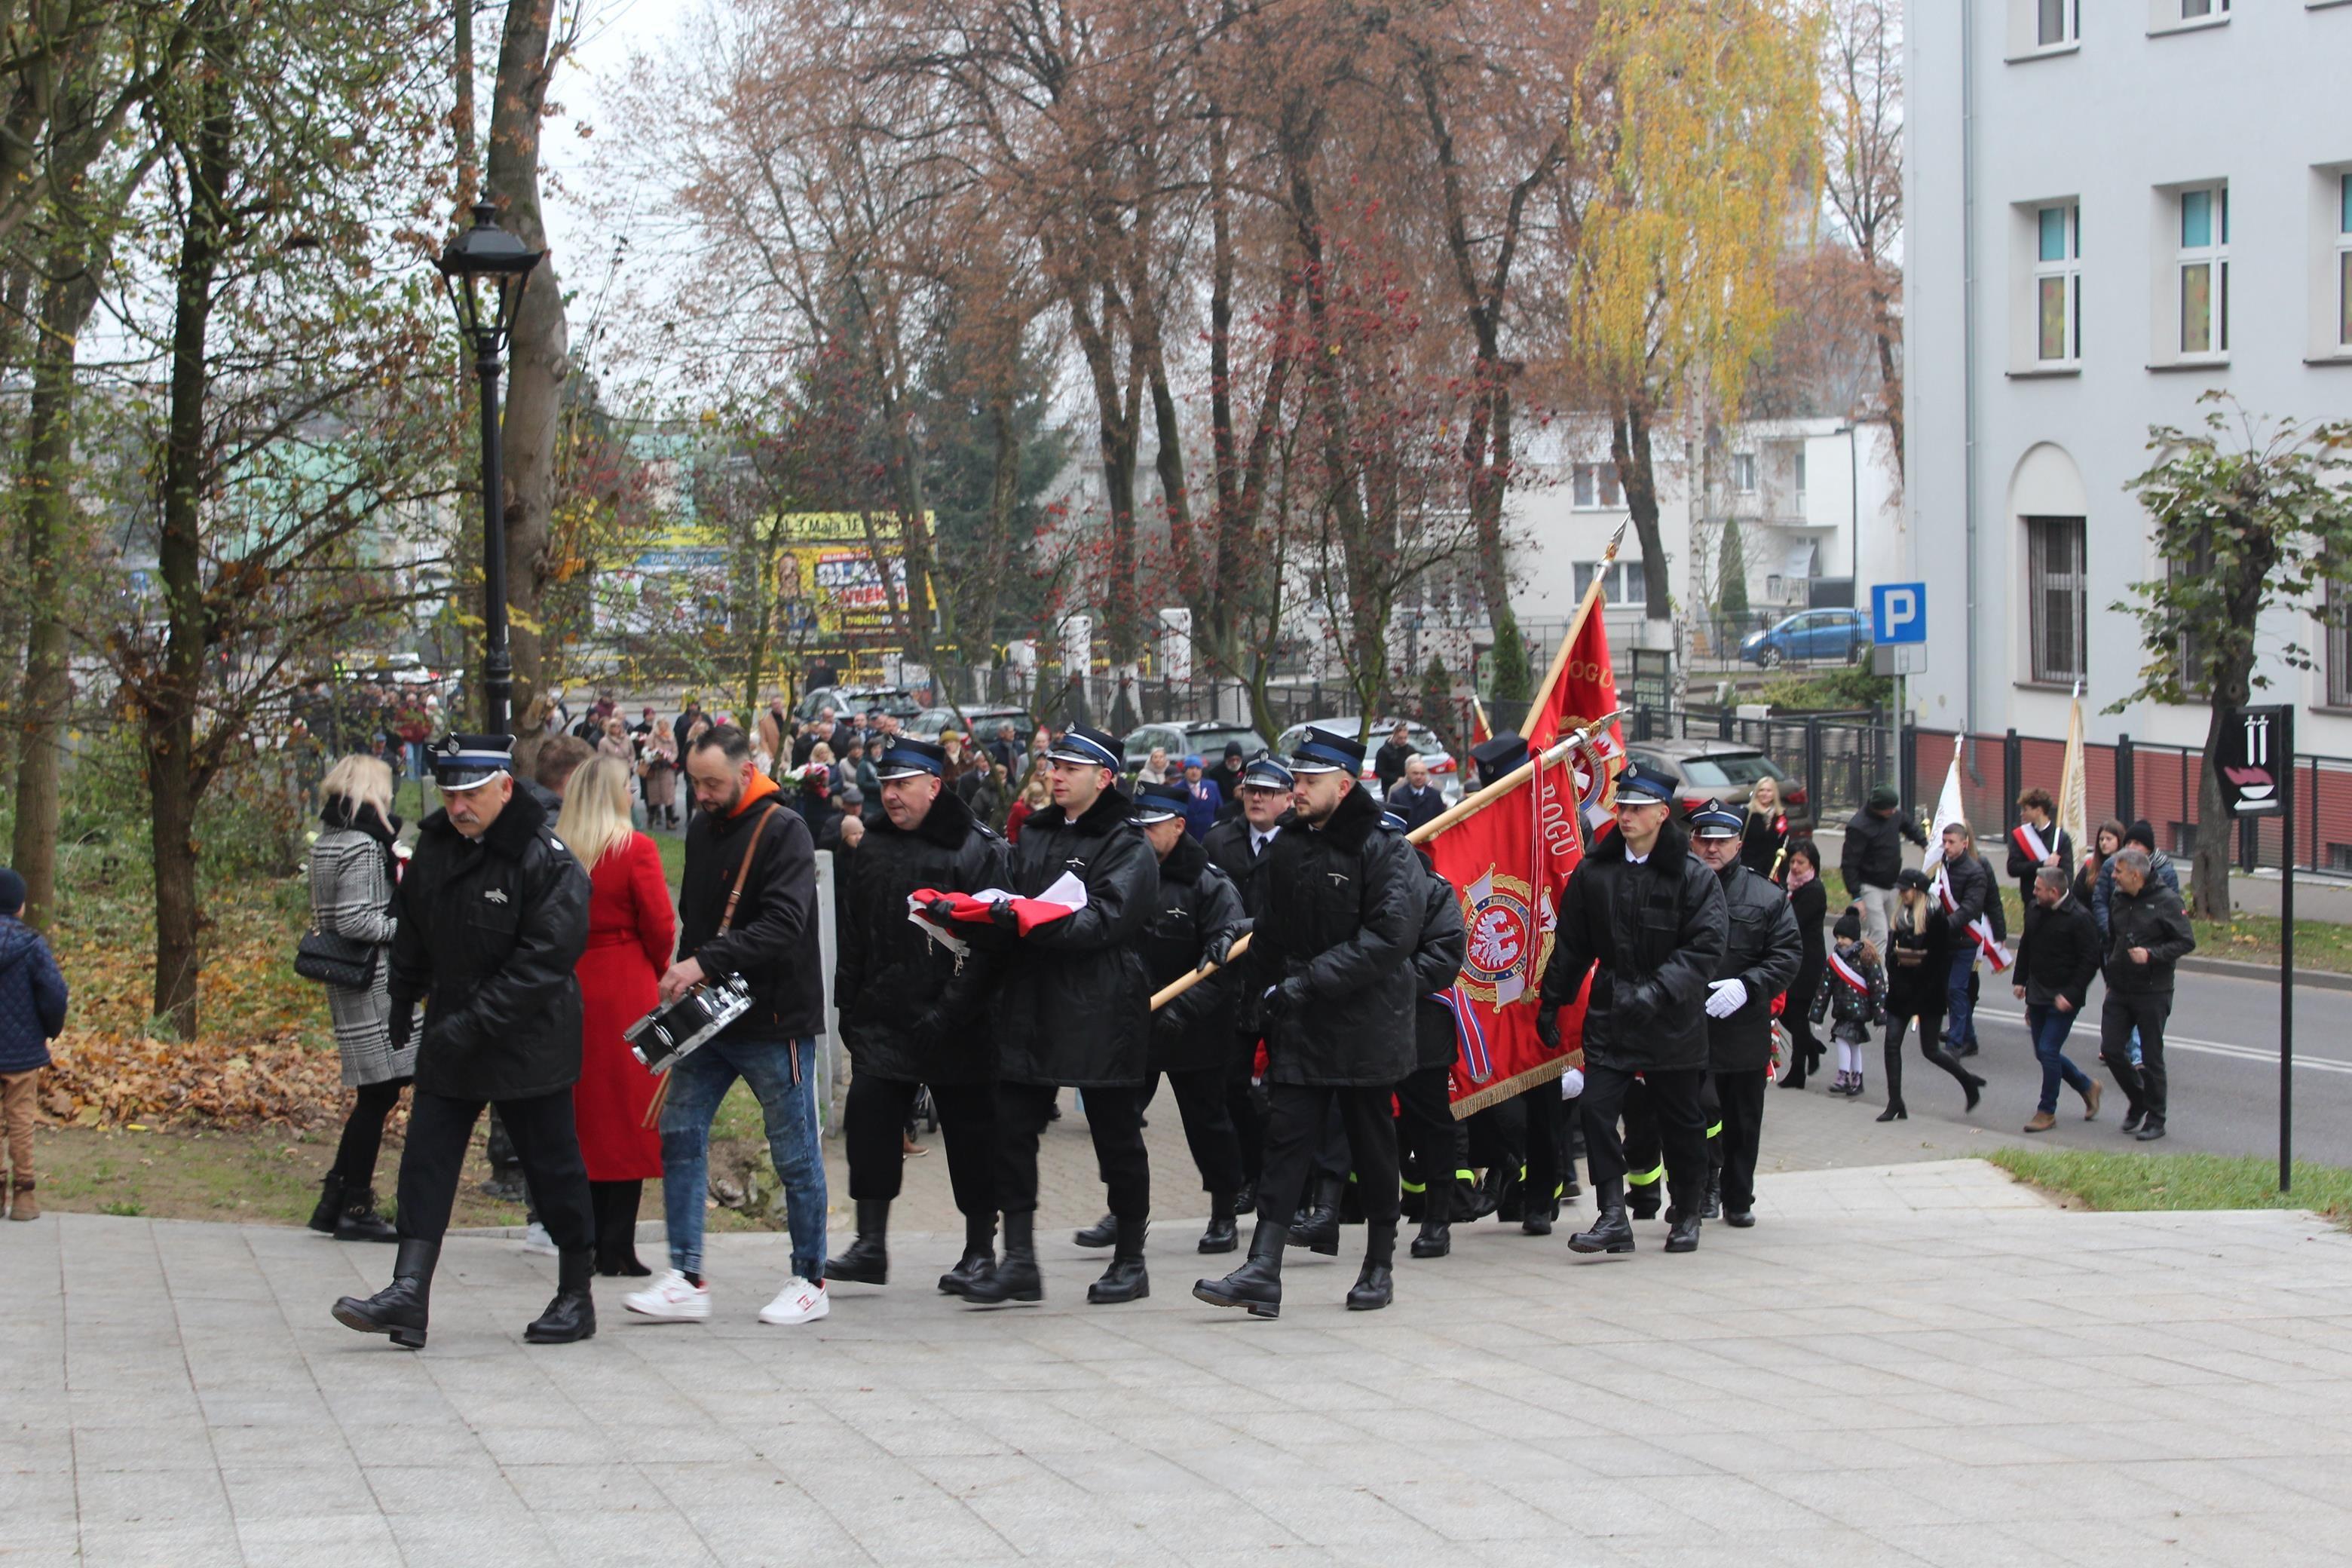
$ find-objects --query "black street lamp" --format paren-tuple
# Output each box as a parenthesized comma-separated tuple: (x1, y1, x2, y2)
(435, 201, 544, 737)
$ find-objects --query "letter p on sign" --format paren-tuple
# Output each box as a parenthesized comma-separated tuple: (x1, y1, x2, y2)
(1872, 582, 1927, 645)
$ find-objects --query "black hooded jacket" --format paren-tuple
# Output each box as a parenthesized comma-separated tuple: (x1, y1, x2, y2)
(1141, 832, 1248, 1074)
(388, 786, 591, 1101)
(1249, 782, 1425, 1086)
(992, 785, 1159, 1088)
(835, 786, 1009, 1083)
(1410, 862, 1469, 1071)
(1539, 815, 1729, 1073)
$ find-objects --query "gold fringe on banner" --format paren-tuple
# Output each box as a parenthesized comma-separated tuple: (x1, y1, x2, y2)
(1448, 1048, 1584, 1119)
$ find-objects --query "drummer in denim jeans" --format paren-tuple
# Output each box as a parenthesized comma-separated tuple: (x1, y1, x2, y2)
(625, 724, 832, 1328)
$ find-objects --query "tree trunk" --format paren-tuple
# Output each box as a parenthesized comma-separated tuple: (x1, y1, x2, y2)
(1868, 273, 1904, 484)
(8, 243, 101, 932)
(1470, 381, 1530, 700)
(486, 0, 568, 729)
(2193, 699, 2233, 922)
(0, 261, 33, 791)
(1612, 399, 1673, 623)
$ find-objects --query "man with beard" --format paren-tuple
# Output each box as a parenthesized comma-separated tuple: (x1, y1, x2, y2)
(953, 724, 1160, 1307)
(1073, 781, 1248, 1257)
(1539, 763, 1727, 1257)
(1200, 753, 1295, 1208)
(823, 737, 1009, 1294)
(330, 735, 593, 1349)
(1194, 726, 1423, 1318)
(1687, 801, 1802, 1230)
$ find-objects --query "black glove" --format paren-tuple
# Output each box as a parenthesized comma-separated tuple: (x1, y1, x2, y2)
(1267, 976, 1308, 1021)
(387, 1003, 415, 1052)
(1198, 929, 1236, 972)
(988, 898, 1019, 932)
(1535, 1009, 1561, 1051)
(923, 897, 960, 924)
(909, 1008, 945, 1040)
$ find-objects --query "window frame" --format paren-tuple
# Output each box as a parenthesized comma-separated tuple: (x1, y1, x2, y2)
(2339, 173, 2352, 349)
(2025, 515, 2088, 687)
(2175, 182, 2231, 359)
(1570, 461, 1622, 512)
(1731, 453, 1758, 495)
(2329, 577, 2352, 709)
(1574, 558, 1643, 605)
(2035, 202, 2083, 364)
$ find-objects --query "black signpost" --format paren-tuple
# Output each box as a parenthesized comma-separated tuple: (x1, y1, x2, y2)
(2216, 705, 2293, 1193)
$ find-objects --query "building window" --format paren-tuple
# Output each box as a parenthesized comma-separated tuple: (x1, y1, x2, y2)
(1793, 448, 1808, 505)
(1575, 559, 1644, 605)
(2339, 173, 2352, 347)
(2329, 578, 2352, 708)
(2179, 0, 2227, 16)
(2177, 184, 2229, 355)
(1732, 453, 1757, 494)
(2026, 515, 2086, 684)
(2038, 0, 2075, 44)
(1571, 462, 1622, 510)
(2036, 203, 2081, 362)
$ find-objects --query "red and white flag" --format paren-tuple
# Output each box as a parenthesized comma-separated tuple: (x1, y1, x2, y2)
(908, 871, 1087, 957)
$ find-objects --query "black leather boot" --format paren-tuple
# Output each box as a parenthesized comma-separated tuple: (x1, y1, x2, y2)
(308, 1172, 346, 1235)
(825, 1198, 890, 1285)
(1287, 1176, 1343, 1256)
(333, 1184, 399, 1243)
(1193, 1218, 1286, 1318)
(1410, 1204, 1450, 1259)
(1566, 1181, 1635, 1256)
(1466, 1166, 1503, 1221)
(1073, 1212, 1118, 1248)
(959, 1211, 1043, 1304)
(525, 1248, 598, 1343)
(1664, 1195, 1701, 1254)
(1199, 1193, 1238, 1254)
(1233, 1179, 1255, 1216)
(1346, 1223, 1395, 1310)
(1521, 1190, 1557, 1237)
(1701, 1172, 1723, 1221)
(1088, 1216, 1150, 1304)
(332, 1238, 437, 1349)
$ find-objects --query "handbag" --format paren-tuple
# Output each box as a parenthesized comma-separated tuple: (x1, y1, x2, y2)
(296, 926, 378, 989)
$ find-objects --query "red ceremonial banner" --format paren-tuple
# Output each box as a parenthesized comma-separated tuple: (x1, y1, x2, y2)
(1526, 607, 1627, 830)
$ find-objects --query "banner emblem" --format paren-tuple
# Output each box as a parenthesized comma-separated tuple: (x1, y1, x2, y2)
(1458, 865, 1552, 1006)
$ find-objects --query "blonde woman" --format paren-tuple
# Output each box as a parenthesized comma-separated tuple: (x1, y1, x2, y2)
(557, 756, 675, 1276)
(1741, 777, 1790, 880)
(307, 754, 412, 1242)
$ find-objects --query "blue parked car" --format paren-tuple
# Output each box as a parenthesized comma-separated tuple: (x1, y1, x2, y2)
(1740, 608, 1870, 669)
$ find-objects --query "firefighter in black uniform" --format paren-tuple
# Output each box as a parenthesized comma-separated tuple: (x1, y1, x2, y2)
(1073, 780, 1249, 1255)
(1538, 762, 1728, 1257)
(1194, 727, 1424, 1318)
(1199, 754, 1295, 1210)
(1687, 801, 1803, 1229)
(1398, 829, 1469, 1259)
(824, 737, 1009, 1294)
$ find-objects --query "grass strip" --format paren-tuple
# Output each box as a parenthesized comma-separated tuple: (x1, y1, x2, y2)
(1985, 1146, 2352, 1223)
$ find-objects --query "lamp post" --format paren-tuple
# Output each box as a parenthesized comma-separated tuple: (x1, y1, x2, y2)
(434, 202, 544, 737)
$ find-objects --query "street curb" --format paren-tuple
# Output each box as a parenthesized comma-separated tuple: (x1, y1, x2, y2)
(2176, 954, 2352, 993)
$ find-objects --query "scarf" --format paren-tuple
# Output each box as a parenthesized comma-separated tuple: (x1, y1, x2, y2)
(321, 795, 401, 880)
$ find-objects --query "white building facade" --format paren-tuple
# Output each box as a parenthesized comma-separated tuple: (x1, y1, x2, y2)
(1906, 0, 2352, 750)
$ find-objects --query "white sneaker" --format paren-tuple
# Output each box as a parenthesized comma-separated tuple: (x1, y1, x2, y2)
(758, 1276, 828, 1326)
(520, 1221, 557, 1257)
(624, 1270, 712, 1321)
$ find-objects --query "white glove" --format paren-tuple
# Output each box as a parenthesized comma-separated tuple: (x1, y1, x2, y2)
(1558, 1067, 1585, 1101)
(1704, 978, 1747, 1019)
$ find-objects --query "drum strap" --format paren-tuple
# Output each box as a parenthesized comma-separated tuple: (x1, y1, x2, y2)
(719, 804, 779, 938)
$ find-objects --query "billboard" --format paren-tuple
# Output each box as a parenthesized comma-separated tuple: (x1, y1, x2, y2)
(593, 512, 933, 639)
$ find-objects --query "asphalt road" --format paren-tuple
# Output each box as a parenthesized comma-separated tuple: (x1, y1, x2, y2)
(1916, 966, 2351, 1168)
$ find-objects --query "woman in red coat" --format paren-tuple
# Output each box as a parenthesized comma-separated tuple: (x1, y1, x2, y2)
(558, 756, 675, 1276)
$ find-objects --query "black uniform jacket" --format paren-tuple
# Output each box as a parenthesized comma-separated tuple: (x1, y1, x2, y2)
(836, 787, 1009, 1084)
(1707, 860, 1804, 1072)
(678, 787, 824, 1045)
(1202, 809, 1291, 1036)
(1539, 815, 1729, 1073)
(1249, 783, 1424, 1087)
(993, 786, 1159, 1089)
(1410, 862, 1469, 1073)
(1141, 833, 1248, 1075)
(389, 786, 590, 1101)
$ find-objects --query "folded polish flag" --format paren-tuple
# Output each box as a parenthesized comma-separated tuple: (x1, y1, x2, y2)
(908, 871, 1089, 955)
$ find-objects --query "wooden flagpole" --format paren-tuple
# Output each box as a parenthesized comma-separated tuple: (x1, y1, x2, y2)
(1520, 519, 1627, 740)
(1147, 712, 1621, 1012)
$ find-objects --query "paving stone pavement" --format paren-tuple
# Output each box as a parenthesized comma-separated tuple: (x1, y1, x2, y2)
(10, 1150, 2352, 1568)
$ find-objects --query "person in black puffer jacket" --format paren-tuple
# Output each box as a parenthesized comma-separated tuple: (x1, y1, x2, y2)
(1200, 755, 1297, 1208)
(1538, 764, 1729, 1258)
(823, 738, 1009, 1295)
(333, 735, 593, 1352)
(1069, 782, 1249, 1258)
(1398, 846, 1468, 1260)
(1688, 804, 1802, 1229)
(1879, 869, 1984, 1119)
(959, 725, 1159, 1308)
(1196, 728, 1425, 1320)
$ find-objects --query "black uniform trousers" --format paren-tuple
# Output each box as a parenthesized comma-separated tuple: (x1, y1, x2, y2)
(845, 1073, 998, 1218)
(1581, 1063, 1708, 1209)
(1226, 1033, 1266, 1186)
(1255, 1083, 1400, 1228)
(1521, 1085, 1574, 1216)
(1711, 1068, 1767, 1214)
(2100, 990, 2173, 1122)
(997, 1081, 1150, 1220)
(396, 1087, 594, 1249)
(1141, 1067, 1245, 1195)
(1620, 1076, 1664, 1199)
(1394, 1064, 1466, 1213)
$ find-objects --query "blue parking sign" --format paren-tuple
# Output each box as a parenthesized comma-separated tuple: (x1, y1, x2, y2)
(1872, 583, 1927, 645)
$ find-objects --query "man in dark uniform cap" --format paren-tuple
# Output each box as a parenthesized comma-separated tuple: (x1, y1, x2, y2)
(1072, 781, 1248, 1254)
(825, 736, 1009, 1293)
(1195, 725, 1423, 1318)
(955, 724, 1159, 1307)
(1200, 753, 1294, 1209)
(332, 734, 595, 1349)
(1688, 800, 1802, 1229)
(1539, 761, 1728, 1257)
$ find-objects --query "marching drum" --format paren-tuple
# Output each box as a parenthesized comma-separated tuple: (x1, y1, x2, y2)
(626, 975, 753, 1075)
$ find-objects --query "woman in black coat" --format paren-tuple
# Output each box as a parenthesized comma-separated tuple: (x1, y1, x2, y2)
(1778, 839, 1828, 1087)
(1740, 777, 1792, 880)
(1879, 870, 1986, 1119)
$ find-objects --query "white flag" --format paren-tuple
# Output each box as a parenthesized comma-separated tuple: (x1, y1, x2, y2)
(2059, 684, 2090, 870)
(1929, 735, 2012, 973)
